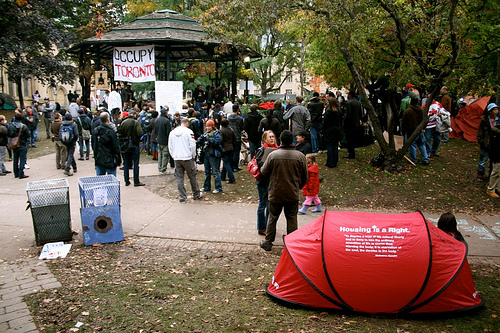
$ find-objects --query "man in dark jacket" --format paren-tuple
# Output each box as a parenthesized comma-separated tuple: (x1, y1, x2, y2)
(307, 92, 325, 153)
(61, 113, 79, 176)
(402, 98, 429, 165)
(76, 109, 92, 160)
(154, 108, 172, 174)
(0, 115, 12, 176)
(118, 110, 144, 186)
(228, 103, 244, 171)
(243, 104, 264, 158)
(259, 130, 308, 251)
(92, 111, 121, 176)
(8, 111, 31, 178)
(343, 91, 362, 159)
(23, 106, 37, 148)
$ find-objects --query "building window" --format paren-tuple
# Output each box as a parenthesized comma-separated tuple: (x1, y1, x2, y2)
(23, 78, 29, 97)
(254, 90, 260, 95)
(286, 89, 293, 95)
(8, 79, 15, 97)
(286, 71, 293, 83)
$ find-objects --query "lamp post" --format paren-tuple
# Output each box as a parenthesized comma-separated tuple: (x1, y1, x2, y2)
(244, 56, 250, 103)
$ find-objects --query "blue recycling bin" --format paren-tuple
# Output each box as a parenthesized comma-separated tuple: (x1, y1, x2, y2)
(78, 175, 123, 246)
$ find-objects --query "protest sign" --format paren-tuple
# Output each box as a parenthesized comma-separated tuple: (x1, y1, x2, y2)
(113, 45, 156, 82)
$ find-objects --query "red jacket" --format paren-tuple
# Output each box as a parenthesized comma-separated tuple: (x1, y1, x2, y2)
(302, 163, 320, 196)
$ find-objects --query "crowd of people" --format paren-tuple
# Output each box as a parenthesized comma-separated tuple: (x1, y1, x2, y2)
(1, 80, 497, 252)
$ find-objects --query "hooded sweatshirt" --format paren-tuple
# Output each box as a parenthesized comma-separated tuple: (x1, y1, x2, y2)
(168, 125, 196, 160)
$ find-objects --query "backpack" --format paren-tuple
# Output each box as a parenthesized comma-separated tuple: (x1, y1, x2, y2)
(142, 116, 152, 133)
(60, 123, 75, 144)
(189, 118, 201, 139)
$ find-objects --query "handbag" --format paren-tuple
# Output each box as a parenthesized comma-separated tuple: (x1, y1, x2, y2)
(247, 156, 261, 179)
(7, 125, 22, 150)
(119, 121, 136, 153)
(120, 137, 135, 153)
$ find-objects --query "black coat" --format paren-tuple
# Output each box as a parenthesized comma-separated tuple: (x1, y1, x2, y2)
(92, 123, 122, 169)
(8, 121, 30, 147)
(154, 114, 172, 145)
(307, 97, 324, 124)
(243, 111, 264, 145)
(489, 125, 500, 163)
(344, 98, 362, 133)
(322, 108, 342, 144)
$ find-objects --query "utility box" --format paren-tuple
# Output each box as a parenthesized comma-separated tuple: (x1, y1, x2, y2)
(78, 175, 123, 246)
(26, 179, 72, 246)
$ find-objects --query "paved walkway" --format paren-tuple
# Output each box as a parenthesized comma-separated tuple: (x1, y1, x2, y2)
(0, 152, 499, 332)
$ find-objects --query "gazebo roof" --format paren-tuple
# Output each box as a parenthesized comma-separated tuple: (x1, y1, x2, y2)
(67, 9, 259, 62)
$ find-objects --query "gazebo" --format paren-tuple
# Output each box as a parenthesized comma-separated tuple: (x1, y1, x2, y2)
(66, 9, 259, 104)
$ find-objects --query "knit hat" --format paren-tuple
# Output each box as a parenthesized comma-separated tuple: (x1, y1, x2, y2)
(122, 111, 129, 118)
(206, 120, 215, 128)
(487, 103, 499, 113)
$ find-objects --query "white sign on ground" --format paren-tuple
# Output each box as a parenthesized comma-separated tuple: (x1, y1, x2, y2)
(155, 81, 183, 114)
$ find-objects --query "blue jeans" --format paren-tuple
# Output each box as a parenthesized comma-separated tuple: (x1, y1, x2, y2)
(257, 179, 269, 232)
(249, 141, 258, 160)
(95, 165, 117, 176)
(406, 132, 429, 163)
(310, 123, 322, 152)
(123, 146, 140, 184)
(477, 149, 490, 174)
(203, 154, 222, 191)
(424, 127, 441, 156)
(220, 151, 235, 182)
(65, 143, 77, 172)
(13, 145, 27, 177)
(326, 141, 338, 167)
(232, 141, 241, 170)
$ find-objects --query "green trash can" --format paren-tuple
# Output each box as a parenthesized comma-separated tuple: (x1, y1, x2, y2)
(26, 178, 72, 246)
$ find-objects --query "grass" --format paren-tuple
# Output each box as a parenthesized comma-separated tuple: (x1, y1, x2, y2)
(147, 137, 497, 215)
(25, 242, 500, 332)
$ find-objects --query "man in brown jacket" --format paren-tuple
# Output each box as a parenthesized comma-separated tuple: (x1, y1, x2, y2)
(51, 112, 67, 170)
(259, 130, 308, 251)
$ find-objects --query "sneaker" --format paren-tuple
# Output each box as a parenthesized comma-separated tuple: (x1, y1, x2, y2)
(179, 199, 186, 203)
(24, 164, 30, 169)
(193, 191, 203, 200)
(63, 170, 73, 176)
(78, 157, 84, 161)
(486, 190, 499, 198)
(259, 240, 272, 252)
(227, 180, 236, 184)
(212, 189, 221, 194)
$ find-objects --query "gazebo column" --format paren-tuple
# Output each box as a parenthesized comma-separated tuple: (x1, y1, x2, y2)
(165, 45, 171, 81)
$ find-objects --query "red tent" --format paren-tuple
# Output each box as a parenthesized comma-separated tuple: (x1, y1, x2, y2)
(266, 211, 483, 314)
(450, 97, 489, 142)
(258, 101, 275, 110)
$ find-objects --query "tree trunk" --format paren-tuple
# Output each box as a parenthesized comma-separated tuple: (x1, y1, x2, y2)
(16, 77, 24, 110)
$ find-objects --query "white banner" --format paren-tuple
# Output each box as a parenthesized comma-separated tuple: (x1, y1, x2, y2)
(113, 45, 156, 82)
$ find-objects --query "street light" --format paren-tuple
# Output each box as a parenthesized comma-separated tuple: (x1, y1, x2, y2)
(244, 56, 250, 103)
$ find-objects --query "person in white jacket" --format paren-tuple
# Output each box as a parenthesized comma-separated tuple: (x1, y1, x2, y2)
(168, 118, 203, 203)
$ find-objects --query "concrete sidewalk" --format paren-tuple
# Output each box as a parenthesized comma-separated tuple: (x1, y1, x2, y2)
(1, 151, 500, 261)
